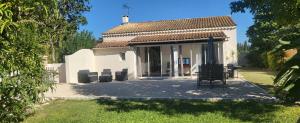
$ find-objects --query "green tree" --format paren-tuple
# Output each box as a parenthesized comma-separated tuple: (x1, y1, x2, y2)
(0, 0, 90, 122)
(0, 1, 53, 122)
(231, 0, 300, 101)
(61, 30, 96, 61)
(231, 0, 280, 68)
(43, 0, 91, 63)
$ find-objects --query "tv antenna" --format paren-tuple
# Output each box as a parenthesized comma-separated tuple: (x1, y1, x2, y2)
(122, 1, 130, 16)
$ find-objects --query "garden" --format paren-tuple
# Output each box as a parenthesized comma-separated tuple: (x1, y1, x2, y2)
(0, 0, 299, 122)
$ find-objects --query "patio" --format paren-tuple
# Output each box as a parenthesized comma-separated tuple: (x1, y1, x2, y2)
(45, 78, 275, 101)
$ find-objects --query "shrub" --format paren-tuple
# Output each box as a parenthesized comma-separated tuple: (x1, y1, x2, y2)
(0, 27, 54, 122)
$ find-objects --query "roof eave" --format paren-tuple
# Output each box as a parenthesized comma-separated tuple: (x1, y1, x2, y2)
(128, 37, 227, 45)
(102, 26, 236, 37)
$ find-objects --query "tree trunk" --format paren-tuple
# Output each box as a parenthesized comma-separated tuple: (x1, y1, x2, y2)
(50, 38, 55, 63)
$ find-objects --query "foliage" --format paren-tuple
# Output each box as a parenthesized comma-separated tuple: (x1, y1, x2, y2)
(267, 51, 283, 71)
(231, 0, 280, 68)
(42, 0, 91, 63)
(0, 1, 53, 122)
(0, 26, 53, 122)
(60, 30, 96, 61)
(0, 0, 90, 122)
(231, 0, 300, 102)
(272, 24, 300, 102)
(237, 42, 250, 66)
(237, 42, 249, 55)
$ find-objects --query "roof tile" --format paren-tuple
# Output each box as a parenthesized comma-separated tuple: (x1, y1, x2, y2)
(95, 41, 128, 48)
(103, 16, 236, 35)
(129, 32, 226, 45)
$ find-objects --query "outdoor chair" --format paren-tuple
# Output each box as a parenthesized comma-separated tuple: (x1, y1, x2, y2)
(88, 72, 98, 82)
(115, 69, 128, 81)
(227, 64, 234, 78)
(197, 64, 226, 88)
(78, 70, 90, 83)
(99, 69, 112, 82)
(227, 64, 242, 78)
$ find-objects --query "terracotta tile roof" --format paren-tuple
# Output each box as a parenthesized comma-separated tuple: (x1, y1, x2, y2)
(95, 32, 226, 48)
(94, 41, 128, 48)
(103, 16, 236, 35)
(129, 32, 226, 45)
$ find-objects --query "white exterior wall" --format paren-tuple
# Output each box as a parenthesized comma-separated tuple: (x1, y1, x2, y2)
(65, 49, 95, 83)
(62, 26, 237, 82)
(102, 27, 237, 66)
(222, 28, 238, 65)
(45, 63, 66, 83)
(65, 48, 137, 83)
(93, 48, 136, 80)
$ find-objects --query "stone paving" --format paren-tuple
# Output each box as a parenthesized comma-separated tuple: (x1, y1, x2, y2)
(45, 78, 275, 101)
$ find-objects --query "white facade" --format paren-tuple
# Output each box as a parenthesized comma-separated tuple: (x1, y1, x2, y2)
(64, 23, 237, 83)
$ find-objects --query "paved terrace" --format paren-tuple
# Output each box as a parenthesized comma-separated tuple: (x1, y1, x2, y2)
(45, 78, 275, 101)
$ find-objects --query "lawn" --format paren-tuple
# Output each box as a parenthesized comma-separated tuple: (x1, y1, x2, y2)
(24, 100, 300, 123)
(24, 68, 300, 123)
(239, 68, 276, 94)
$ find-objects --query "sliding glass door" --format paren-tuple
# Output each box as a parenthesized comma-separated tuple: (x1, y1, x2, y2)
(149, 47, 161, 76)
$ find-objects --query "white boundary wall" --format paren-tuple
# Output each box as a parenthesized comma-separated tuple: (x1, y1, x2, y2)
(45, 63, 66, 83)
(64, 48, 136, 83)
(65, 49, 95, 83)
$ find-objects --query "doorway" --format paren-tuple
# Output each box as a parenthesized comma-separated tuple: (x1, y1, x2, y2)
(149, 47, 161, 76)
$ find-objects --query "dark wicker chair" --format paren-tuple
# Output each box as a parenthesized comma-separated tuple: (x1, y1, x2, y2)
(227, 64, 234, 78)
(78, 70, 90, 83)
(99, 69, 112, 82)
(115, 69, 128, 81)
(88, 72, 98, 82)
(197, 64, 226, 88)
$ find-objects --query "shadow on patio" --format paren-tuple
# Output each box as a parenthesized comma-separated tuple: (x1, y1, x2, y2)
(67, 80, 274, 100)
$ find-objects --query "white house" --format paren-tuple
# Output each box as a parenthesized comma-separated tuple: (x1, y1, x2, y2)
(64, 16, 237, 83)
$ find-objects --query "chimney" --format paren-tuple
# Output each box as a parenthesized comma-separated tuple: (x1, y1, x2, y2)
(122, 16, 129, 24)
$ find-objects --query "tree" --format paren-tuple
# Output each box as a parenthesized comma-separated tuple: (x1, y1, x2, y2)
(231, 0, 280, 68)
(0, 1, 53, 122)
(231, 0, 300, 101)
(60, 30, 96, 61)
(0, 0, 90, 121)
(273, 24, 300, 101)
(43, 0, 91, 63)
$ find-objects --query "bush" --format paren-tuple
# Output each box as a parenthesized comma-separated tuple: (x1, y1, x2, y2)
(0, 27, 54, 122)
(246, 51, 266, 67)
(267, 51, 283, 71)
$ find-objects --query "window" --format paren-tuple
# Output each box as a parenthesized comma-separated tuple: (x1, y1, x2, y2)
(120, 52, 126, 61)
(178, 58, 190, 65)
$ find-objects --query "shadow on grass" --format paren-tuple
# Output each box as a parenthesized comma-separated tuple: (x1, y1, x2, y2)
(96, 99, 279, 122)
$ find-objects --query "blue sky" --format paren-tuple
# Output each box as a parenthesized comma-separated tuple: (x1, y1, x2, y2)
(80, 0, 253, 43)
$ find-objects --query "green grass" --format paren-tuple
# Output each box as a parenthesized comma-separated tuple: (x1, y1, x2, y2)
(24, 100, 300, 123)
(239, 68, 276, 94)
(24, 68, 300, 123)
